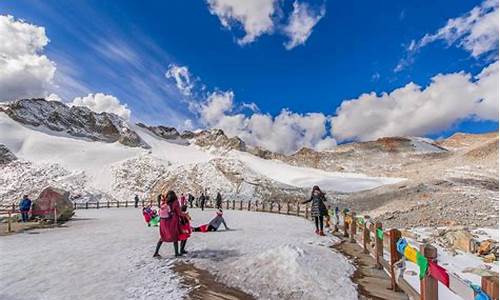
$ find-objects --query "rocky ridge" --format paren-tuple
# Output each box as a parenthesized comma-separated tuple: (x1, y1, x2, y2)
(1, 99, 148, 148)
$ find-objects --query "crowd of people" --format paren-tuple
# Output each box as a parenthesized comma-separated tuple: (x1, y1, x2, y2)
(149, 190, 230, 258)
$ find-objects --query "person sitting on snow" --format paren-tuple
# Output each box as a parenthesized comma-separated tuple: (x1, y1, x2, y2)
(193, 209, 229, 232)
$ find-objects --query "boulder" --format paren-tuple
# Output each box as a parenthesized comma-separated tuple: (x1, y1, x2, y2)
(32, 187, 74, 221)
(442, 229, 475, 253)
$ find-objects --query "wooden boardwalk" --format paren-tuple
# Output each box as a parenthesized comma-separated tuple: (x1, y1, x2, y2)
(333, 233, 409, 300)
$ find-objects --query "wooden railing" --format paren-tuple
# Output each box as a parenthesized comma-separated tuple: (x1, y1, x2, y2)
(1, 199, 498, 300)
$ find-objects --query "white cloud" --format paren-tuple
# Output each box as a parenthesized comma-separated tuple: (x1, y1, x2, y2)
(70, 93, 131, 120)
(396, 0, 499, 71)
(283, 1, 325, 50)
(46, 93, 62, 102)
(0, 15, 56, 100)
(206, 0, 277, 45)
(205, 0, 324, 49)
(199, 90, 335, 154)
(165, 64, 194, 96)
(332, 61, 499, 142)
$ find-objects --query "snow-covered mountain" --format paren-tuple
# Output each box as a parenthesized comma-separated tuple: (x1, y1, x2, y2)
(0, 98, 402, 206)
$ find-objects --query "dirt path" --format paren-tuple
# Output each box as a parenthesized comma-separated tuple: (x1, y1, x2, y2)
(333, 234, 409, 300)
(174, 263, 255, 300)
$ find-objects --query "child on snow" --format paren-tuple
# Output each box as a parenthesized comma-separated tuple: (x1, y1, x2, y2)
(193, 209, 229, 232)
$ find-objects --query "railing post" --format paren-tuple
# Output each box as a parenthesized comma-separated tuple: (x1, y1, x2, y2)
(350, 212, 357, 243)
(389, 229, 402, 291)
(240, 200, 243, 210)
(277, 202, 281, 214)
(226, 200, 229, 209)
(7, 211, 12, 233)
(375, 222, 383, 269)
(107, 201, 110, 208)
(255, 200, 258, 211)
(54, 207, 57, 224)
(270, 202, 274, 212)
(232, 200, 235, 210)
(287, 202, 290, 214)
(420, 244, 438, 300)
(248, 201, 251, 211)
(142, 200, 145, 207)
(482, 275, 499, 300)
(12, 203, 15, 212)
(261, 201, 265, 212)
(74, 202, 77, 210)
(296, 202, 300, 216)
(305, 204, 309, 219)
(125, 201, 128, 208)
(117, 201, 120, 208)
(362, 216, 370, 254)
(85, 202, 89, 209)
(97, 202, 100, 209)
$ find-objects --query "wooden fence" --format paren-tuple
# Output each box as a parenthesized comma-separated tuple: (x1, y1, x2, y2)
(1, 199, 498, 300)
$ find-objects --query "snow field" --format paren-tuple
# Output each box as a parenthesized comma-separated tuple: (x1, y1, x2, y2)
(0, 208, 357, 300)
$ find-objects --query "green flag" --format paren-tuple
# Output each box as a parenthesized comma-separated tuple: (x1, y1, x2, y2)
(376, 228, 384, 240)
(416, 252, 429, 279)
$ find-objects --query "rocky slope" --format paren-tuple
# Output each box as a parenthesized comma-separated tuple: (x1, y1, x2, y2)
(149, 158, 307, 203)
(1, 99, 148, 148)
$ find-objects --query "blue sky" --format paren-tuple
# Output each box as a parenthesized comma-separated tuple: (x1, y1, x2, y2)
(0, 0, 498, 152)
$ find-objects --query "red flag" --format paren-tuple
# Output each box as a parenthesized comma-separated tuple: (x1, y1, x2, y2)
(428, 261, 449, 287)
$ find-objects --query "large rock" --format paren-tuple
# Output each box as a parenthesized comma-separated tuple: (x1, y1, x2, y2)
(32, 187, 74, 221)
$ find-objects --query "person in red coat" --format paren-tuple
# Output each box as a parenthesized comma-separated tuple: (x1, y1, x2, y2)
(153, 191, 182, 258)
(178, 205, 192, 254)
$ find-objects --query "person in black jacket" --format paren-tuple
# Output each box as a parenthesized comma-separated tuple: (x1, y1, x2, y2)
(302, 185, 328, 236)
(215, 192, 222, 210)
(199, 193, 206, 211)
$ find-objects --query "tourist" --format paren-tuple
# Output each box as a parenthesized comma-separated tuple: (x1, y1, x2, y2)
(199, 193, 206, 211)
(215, 192, 222, 210)
(193, 209, 229, 232)
(302, 185, 328, 236)
(180, 193, 187, 206)
(134, 194, 139, 208)
(153, 191, 182, 258)
(188, 193, 194, 208)
(19, 195, 32, 223)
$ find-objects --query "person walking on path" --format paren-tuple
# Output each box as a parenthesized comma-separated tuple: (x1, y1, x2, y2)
(134, 194, 139, 208)
(302, 185, 328, 236)
(215, 192, 222, 210)
(153, 191, 182, 258)
(193, 209, 230, 232)
(19, 195, 32, 223)
(199, 193, 206, 211)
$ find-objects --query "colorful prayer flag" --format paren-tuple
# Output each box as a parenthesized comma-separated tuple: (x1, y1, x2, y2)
(428, 261, 449, 287)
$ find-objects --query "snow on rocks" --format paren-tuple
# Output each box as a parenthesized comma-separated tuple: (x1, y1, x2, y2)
(111, 154, 171, 201)
(0, 159, 112, 206)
